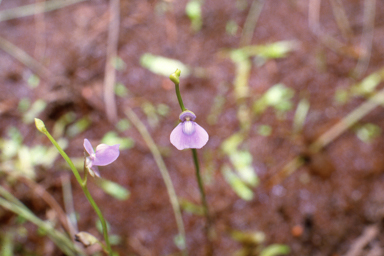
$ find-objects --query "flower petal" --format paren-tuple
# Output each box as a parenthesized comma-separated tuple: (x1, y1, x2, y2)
(83, 139, 95, 155)
(91, 166, 101, 177)
(170, 122, 209, 150)
(179, 110, 196, 121)
(93, 144, 120, 166)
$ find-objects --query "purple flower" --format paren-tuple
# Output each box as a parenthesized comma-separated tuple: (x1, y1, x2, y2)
(170, 110, 209, 150)
(83, 139, 120, 177)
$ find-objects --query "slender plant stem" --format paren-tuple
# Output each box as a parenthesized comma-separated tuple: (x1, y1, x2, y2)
(80, 185, 111, 254)
(170, 69, 186, 111)
(192, 149, 212, 229)
(170, 69, 213, 253)
(35, 120, 112, 255)
(175, 82, 186, 111)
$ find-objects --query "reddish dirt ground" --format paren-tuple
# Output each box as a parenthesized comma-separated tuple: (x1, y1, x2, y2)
(1, 0, 384, 255)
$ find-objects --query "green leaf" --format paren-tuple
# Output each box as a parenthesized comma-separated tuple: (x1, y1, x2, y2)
(260, 244, 290, 256)
(66, 117, 91, 137)
(334, 88, 349, 105)
(157, 103, 170, 116)
(186, 0, 203, 31)
(27, 74, 40, 88)
(52, 112, 76, 138)
(115, 83, 129, 97)
(179, 198, 204, 215)
(231, 230, 265, 243)
(142, 101, 159, 127)
(109, 234, 122, 245)
(1, 232, 14, 256)
(140, 53, 190, 77)
(23, 99, 47, 124)
(243, 41, 297, 59)
(226, 20, 238, 36)
(96, 179, 130, 201)
(355, 123, 381, 143)
(174, 233, 186, 250)
(95, 219, 110, 234)
(257, 125, 272, 136)
(253, 84, 294, 115)
(221, 133, 244, 154)
(292, 98, 310, 133)
(18, 98, 30, 112)
(222, 165, 253, 201)
(229, 150, 258, 187)
(111, 56, 126, 71)
(101, 131, 135, 150)
(351, 72, 381, 96)
(115, 119, 131, 132)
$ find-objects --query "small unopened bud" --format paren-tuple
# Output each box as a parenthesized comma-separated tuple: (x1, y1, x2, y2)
(34, 118, 47, 134)
(169, 69, 181, 85)
(74, 231, 99, 247)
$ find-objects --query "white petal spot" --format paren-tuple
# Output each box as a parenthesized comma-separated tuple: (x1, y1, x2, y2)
(182, 121, 195, 135)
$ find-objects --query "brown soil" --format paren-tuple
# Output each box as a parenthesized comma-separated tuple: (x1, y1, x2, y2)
(1, 0, 384, 255)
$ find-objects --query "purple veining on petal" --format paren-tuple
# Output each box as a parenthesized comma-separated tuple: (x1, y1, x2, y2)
(84, 139, 95, 156)
(179, 110, 196, 122)
(93, 144, 120, 166)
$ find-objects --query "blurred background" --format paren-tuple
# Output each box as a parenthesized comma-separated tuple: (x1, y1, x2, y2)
(1, 0, 384, 255)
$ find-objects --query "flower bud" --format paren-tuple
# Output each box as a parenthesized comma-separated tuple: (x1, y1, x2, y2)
(169, 69, 181, 84)
(34, 118, 47, 134)
(74, 231, 99, 247)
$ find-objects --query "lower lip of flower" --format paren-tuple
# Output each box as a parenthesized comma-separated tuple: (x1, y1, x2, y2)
(182, 121, 195, 135)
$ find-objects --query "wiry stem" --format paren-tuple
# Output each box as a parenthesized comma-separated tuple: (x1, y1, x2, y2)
(170, 70, 213, 254)
(192, 149, 212, 232)
(170, 69, 186, 111)
(35, 119, 112, 255)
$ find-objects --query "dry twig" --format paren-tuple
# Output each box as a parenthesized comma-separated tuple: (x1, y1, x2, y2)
(103, 0, 120, 123)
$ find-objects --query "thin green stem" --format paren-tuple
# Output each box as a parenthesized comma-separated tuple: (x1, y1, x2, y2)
(43, 131, 83, 185)
(170, 69, 186, 111)
(170, 69, 213, 253)
(175, 82, 186, 111)
(35, 120, 112, 255)
(80, 185, 111, 254)
(191, 149, 212, 230)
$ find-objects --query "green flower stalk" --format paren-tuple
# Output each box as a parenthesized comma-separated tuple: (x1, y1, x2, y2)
(169, 70, 213, 242)
(34, 118, 113, 255)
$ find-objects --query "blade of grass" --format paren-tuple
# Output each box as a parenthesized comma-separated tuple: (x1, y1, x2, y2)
(0, 0, 87, 22)
(61, 173, 79, 234)
(125, 107, 187, 256)
(239, 0, 265, 46)
(267, 86, 384, 187)
(0, 36, 52, 80)
(0, 186, 85, 256)
(329, 0, 353, 40)
(308, 0, 359, 58)
(103, 0, 120, 123)
(353, 0, 376, 78)
(17, 174, 75, 237)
